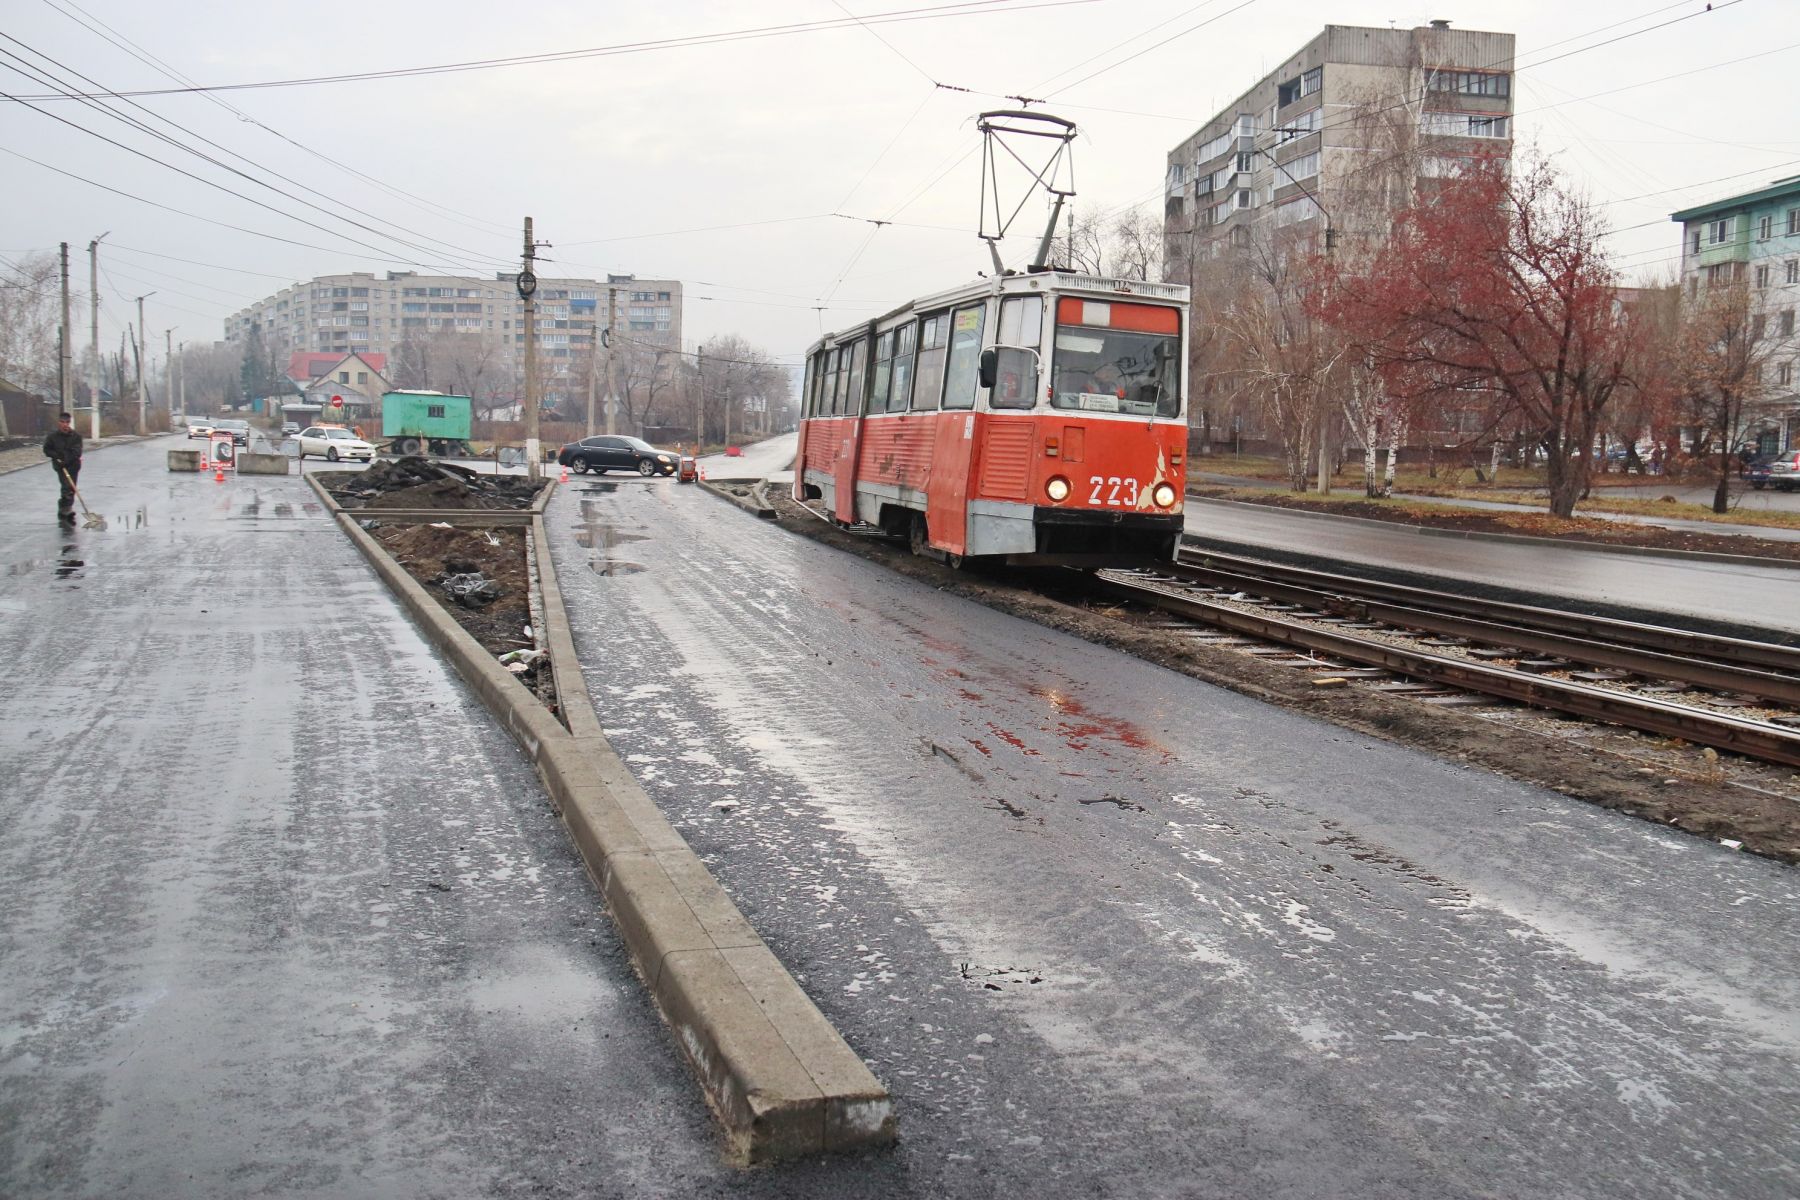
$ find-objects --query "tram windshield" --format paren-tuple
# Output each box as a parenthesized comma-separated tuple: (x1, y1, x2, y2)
(1050, 325, 1181, 419)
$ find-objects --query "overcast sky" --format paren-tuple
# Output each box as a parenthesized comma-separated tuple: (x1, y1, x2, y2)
(4, 0, 1796, 371)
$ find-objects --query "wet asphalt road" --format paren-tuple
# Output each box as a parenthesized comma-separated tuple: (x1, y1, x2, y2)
(0, 439, 747, 1198)
(550, 476, 1800, 1199)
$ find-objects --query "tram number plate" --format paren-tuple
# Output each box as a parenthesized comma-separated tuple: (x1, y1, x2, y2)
(1089, 476, 1140, 507)
(1077, 392, 1120, 412)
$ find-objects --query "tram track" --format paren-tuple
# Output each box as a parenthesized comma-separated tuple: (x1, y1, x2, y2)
(1090, 550, 1800, 770)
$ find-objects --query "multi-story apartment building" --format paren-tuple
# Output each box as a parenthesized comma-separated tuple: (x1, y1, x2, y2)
(224, 270, 683, 407)
(1671, 176, 1800, 454)
(1163, 21, 1515, 270)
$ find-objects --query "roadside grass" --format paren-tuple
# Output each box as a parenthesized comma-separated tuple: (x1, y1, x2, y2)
(1190, 454, 1800, 532)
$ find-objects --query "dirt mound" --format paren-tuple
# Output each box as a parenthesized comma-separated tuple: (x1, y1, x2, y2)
(333, 457, 547, 511)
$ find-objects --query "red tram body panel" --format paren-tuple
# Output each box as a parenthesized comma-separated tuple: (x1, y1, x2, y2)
(796, 272, 1189, 567)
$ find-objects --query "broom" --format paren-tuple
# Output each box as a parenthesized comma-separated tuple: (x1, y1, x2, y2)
(55, 463, 107, 530)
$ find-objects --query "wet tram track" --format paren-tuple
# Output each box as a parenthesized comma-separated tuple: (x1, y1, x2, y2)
(1085, 549, 1800, 772)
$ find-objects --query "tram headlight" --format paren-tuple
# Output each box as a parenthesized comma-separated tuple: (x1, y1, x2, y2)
(1152, 482, 1178, 509)
(1045, 475, 1071, 502)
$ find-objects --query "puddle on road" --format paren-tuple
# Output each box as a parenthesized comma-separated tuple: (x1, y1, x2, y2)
(589, 560, 646, 576)
(579, 483, 620, 495)
(55, 556, 84, 579)
(575, 498, 652, 576)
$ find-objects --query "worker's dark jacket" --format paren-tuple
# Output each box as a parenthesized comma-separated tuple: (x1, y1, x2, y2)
(43, 427, 83, 470)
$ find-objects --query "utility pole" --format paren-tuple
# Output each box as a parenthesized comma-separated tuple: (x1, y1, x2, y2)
(165, 329, 176, 418)
(134, 293, 154, 434)
(88, 233, 106, 439)
(178, 341, 187, 415)
(585, 343, 597, 437)
(59, 243, 74, 415)
(604, 286, 618, 435)
(517, 217, 544, 480)
(693, 350, 705, 453)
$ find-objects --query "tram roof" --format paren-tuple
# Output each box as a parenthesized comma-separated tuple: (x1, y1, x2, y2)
(808, 270, 1189, 353)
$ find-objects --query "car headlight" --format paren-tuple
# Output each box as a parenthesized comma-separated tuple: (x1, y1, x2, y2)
(1046, 476, 1071, 502)
(1152, 482, 1177, 508)
(657, 454, 672, 463)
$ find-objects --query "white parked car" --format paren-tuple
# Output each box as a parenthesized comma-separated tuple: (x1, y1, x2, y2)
(297, 425, 376, 462)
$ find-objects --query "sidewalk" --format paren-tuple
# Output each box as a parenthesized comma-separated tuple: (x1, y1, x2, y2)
(0, 431, 167, 476)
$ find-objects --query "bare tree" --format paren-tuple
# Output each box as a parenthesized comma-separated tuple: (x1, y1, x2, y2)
(1677, 277, 1790, 511)
(0, 253, 65, 402)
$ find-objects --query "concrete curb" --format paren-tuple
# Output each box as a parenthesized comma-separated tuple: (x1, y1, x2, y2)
(306, 473, 895, 1161)
(1185, 494, 1800, 570)
(697, 477, 778, 519)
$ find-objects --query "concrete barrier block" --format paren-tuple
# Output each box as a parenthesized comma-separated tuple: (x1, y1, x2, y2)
(240, 452, 290, 475)
(167, 449, 201, 472)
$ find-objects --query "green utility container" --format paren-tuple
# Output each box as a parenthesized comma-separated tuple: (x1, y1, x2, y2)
(380, 390, 474, 456)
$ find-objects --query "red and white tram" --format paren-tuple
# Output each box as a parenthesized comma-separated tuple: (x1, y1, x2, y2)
(795, 271, 1189, 567)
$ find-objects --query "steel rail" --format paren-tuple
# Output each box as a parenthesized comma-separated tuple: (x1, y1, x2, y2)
(1176, 546, 1800, 672)
(1094, 573, 1800, 769)
(1157, 560, 1800, 708)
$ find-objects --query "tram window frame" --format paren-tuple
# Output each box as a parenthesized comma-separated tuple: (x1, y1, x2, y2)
(889, 322, 918, 412)
(870, 330, 895, 413)
(831, 346, 849, 416)
(845, 338, 868, 416)
(911, 313, 949, 411)
(941, 302, 986, 411)
(991, 295, 1043, 410)
(803, 355, 818, 418)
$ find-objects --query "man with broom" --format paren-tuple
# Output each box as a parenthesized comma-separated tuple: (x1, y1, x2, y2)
(42, 411, 82, 526)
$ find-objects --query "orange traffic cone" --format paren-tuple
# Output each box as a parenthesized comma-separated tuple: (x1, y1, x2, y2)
(214, 468, 225, 483)
(559, 466, 569, 484)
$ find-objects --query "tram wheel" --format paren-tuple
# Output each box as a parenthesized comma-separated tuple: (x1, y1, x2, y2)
(908, 514, 930, 557)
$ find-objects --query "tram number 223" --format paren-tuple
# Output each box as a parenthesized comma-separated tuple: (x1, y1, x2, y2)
(1089, 476, 1139, 507)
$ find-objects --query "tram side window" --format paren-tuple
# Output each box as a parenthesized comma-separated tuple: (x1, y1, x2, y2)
(889, 323, 918, 412)
(870, 331, 894, 412)
(845, 338, 868, 415)
(941, 303, 985, 411)
(830, 346, 847, 416)
(807, 352, 826, 418)
(911, 314, 948, 410)
(992, 295, 1043, 409)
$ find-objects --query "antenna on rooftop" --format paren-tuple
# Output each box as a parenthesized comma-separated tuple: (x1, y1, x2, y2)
(976, 110, 1077, 275)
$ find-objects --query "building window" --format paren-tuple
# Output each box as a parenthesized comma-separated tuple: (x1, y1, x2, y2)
(1706, 262, 1730, 287)
(1277, 151, 1320, 182)
(351, 287, 369, 297)
(1236, 188, 1254, 210)
(1427, 69, 1510, 97)
(1708, 219, 1731, 245)
(1790, 209, 1800, 236)
(1420, 112, 1510, 139)
(1761, 215, 1774, 240)
(1788, 260, 1799, 284)
(1276, 196, 1321, 227)
(1784, 310, 1797, 337)
(427, 404, 446, 419)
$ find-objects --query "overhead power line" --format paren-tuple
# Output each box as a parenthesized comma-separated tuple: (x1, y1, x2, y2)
(0, 33, 510, 273)
(40, 0, 519, 241)
(3, 0, 1098, 101)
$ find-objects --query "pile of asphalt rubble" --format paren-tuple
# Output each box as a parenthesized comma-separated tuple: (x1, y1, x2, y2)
(333, 456, 546, 510)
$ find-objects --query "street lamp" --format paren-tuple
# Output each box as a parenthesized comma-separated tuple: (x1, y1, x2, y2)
(1259, 131, 1337, 253)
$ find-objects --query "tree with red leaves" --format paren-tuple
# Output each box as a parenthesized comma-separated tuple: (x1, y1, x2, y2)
(1319, 156, 1632, 518)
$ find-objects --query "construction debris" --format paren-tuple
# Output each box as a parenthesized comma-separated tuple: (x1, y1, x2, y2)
(331, 456, 547, 510)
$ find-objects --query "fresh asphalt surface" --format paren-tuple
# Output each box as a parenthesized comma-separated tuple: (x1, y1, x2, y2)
(551, 472, 1800, 1199)
(5, 436, 1799, 1197)
(0, 438, 750, 1198)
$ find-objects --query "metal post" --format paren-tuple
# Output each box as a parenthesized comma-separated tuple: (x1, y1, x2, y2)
(134, 294, 152, 435)
(521, 217, 540, 480)
(604, 286, 617, 435)
(88, 233, 105, 439)
(58, 243, 73, 416)
(165, 329, 175, 418)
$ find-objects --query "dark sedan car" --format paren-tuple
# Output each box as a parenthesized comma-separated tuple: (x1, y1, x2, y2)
(212, 418, 252, 446)
(1749, 450, 1800, 491)
(556, 435, 678, 476)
